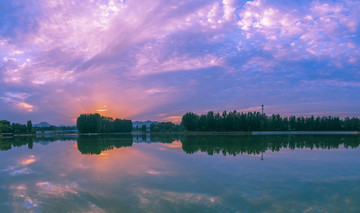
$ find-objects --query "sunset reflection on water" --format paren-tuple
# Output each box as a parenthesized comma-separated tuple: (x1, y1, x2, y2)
(0, 135, 359, 212)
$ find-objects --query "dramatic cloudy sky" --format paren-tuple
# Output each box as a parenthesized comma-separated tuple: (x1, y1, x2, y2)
(0, 0, 359, 125)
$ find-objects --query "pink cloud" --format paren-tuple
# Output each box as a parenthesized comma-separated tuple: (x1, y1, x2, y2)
(0, 0, 359, 124)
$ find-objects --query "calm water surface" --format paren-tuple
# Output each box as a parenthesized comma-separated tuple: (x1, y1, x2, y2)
(0, 134, 359, 212)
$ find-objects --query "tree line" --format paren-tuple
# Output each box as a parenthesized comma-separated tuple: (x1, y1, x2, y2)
(150, 122, 184, 132)
(134, 125, 148, 132)
(181, 111, 360, 132)
(1, 120, 77, 135)
(0, 120, 33, 134)
(76, 113, 132, 133)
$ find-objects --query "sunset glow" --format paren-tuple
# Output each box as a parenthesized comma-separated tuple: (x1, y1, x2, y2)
(0, 0, 359, 124)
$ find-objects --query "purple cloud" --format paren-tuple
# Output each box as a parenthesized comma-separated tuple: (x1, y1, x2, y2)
(0, 0, 359, 124)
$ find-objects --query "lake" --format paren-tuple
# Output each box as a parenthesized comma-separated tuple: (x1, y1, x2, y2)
(1, 134, 360, 212)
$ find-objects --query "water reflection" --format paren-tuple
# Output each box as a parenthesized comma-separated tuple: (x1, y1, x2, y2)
(77, 135, 133, 155)
(1, 134, 359, 157)
(181, 135, 360, 156)
(78, 134, 360, 157)
(0, 136, 34, 151)
(0, 135, 76, 151)
(0, 134, 360, 212)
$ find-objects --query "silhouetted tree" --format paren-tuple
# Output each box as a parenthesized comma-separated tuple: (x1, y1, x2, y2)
(181, 111, 360, 132)
(0, 120, 12, 133)
(11, 123, 29, 134)
(77, 113, 102, 133)
(77, 113, 132, 133)
(181, 112, 198, 131)
(150, 122, 184, 132)
(113, 119, 132, 133)
(27, 120, 32, 133)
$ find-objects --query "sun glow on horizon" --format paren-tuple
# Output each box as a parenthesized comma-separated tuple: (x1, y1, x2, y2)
(160, 116, 183, 124)
(97, 109, 108, 112)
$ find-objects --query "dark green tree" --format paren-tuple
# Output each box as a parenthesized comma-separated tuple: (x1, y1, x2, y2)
(27, 120, 32, 133)
(150, 122, 184, 132)
(181, 111, 360, 132)
(0, 120, 12, 133)
(181, 112, 199, 131)
(77, 114, 132, 133)
(77, 113, 102, 133)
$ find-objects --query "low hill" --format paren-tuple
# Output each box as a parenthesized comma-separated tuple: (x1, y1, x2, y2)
(133, 121, 159, 128)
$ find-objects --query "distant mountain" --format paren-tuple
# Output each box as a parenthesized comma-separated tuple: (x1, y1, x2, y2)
(33, 122, 51, 127)
(133, 121, 159, 128)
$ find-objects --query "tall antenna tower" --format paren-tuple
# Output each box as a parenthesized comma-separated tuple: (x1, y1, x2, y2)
(261, 105, 264, 114)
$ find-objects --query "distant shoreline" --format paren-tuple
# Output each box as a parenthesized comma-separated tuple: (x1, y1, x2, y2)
(182, 131, 360, 135)
(2, 131, 359, 138)
(251, 131, 360, 135)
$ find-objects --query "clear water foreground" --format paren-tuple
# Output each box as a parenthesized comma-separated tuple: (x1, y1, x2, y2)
(0, 134, 359, 212)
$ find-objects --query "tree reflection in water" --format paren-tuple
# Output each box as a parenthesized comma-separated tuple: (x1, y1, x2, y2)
(1, 134, 359, 156)
(0, 135, 76, 151)
(77, 135, 133, 155)
(180, 135, 360, 156)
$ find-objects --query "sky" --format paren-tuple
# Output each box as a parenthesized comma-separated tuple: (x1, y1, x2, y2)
(0, 0, 359, 125)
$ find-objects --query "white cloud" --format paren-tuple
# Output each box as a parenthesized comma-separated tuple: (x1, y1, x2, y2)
(236, 0, 360, 63)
